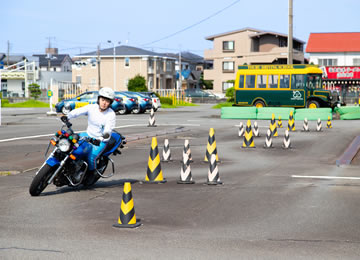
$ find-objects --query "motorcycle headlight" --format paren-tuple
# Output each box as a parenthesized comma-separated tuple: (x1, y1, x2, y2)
(58, 138, 71, 152)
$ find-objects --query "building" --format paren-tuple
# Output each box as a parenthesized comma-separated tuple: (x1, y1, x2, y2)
(72, 45, 176, 92)
(306, 32, 360, 104)
(203, 27, 305, 95)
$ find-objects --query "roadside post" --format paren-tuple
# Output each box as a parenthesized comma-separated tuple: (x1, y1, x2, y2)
(46, 78, 57, 116)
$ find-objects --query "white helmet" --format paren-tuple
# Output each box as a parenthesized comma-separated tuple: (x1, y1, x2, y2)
(99, 87, 115, 102)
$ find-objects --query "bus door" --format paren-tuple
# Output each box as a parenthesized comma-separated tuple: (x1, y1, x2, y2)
(289, 74, 306, 107)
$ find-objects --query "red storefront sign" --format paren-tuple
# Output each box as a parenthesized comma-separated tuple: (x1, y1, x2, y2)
(323, 66, 360, 79)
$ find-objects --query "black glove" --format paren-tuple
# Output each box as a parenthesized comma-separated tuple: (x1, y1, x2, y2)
(91, 139, 101, 146)
(60, 116, 68, 123)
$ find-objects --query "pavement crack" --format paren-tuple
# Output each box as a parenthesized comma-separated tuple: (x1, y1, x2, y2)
(267, 238, 360, 244)
(89, 191, 108, 200)
(0, 246, 64, 253)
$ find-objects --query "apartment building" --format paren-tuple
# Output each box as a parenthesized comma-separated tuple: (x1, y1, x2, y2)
(72, 45, 176, 92)
(204, 27, 305, 95)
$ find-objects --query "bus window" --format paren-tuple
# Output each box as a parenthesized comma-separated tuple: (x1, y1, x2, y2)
(238, 75, 245, 88)
(307, 75, 322, 89)
(245, 75, 255, 88)
(257, 75, 267, 88)
(291, 75, 305, 89)
(268, 74, 278, 88)
(279, 75, 290, 89)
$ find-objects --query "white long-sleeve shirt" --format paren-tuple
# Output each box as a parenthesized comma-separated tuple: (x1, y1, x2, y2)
(67, 104, 116, 141)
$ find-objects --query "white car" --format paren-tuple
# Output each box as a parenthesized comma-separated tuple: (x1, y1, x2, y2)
(140, 92, 161, 111)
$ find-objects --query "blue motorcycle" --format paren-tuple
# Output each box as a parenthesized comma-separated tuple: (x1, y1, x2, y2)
(29, 119, 126, 196)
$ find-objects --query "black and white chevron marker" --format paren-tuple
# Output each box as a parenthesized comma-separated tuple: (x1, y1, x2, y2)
(302, 118, 309, 132)
(207, 154, 222, 185)
(253, 121, 260, 137)
(264, 129, 273, 148)
(162, 139, 172, 162)
(282, 129, 291, 149)
(238, 122, 244, 137)
(184, 139, 193, 163)
(316, 118, 322, 132)
(148, 108, 156, 127)
(177, 153, 195, 184)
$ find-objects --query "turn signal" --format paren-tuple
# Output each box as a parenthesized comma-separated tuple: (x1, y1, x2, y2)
(50, 140, 57, 146)
(72, 139, 77, 143)
(69, 154, 76, 160)
(57, 130, 62, 136)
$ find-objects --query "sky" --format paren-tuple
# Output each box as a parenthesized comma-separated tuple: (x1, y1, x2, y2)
(1, 0, 359, 57)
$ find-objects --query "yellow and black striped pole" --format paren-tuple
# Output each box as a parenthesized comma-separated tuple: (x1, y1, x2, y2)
(113, 182, 141, 228)
(204, 128, 220, 162)
(269, 113, 278, 137)
(145, 137, 166, 183)
(278, 116, 283, 128)
(287, 111, 295, 131)
(326, 116, 332, 129)
(242, 119, 255, 148)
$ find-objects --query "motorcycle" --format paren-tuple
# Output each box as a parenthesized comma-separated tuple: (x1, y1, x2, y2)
(29, 118, 126, 196)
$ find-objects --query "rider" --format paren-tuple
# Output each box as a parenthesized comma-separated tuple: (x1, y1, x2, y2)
(61, 87, 116, 177)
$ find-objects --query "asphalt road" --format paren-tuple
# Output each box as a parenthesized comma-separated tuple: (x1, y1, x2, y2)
(1, 105, 360, 259)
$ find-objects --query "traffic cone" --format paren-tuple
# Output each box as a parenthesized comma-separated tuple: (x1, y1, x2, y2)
(242, 120, 255, 148)
(161, 139, 172, 162)
(113, 182, 142, 228)
(145, 137, 166, 183)
(264, 129, 273, 149)
(278, 116, 283, 128)
(287, 111, 295, 131)
(326, 116, 332, 129)
(269, 113, 278, 137)
(204, 128, 220, 162)
(282, 129, 291, 149)
(238, 122, 244, 137)
(184, 139, 194, 163)
(316, 118, 322, 132)
(253, 121, 260, 137)
(148, 108, 156, 127)
(207, 154, 222, 185)
(302, 118, 309, 132)
(177, 153, 195, 184)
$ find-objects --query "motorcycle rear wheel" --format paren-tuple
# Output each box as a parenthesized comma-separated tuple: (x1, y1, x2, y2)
(29, 164, 55, 196)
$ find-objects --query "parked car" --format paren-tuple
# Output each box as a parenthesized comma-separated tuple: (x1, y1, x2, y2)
(114, 92, 138, 114)
(55, 91, 124, 115)
(140, 92, 161, 111)
(123, 91, 152, 114)
(185, 89, 216, 98)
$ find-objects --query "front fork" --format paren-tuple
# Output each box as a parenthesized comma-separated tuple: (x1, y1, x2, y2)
(47, 153, 70, 184)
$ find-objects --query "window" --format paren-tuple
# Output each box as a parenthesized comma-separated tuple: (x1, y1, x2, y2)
(223, 41, 234, 51)
(279, 75, 290, 89)
(256, 75, 267, 88)
(238, 75, 244, 88)
(125, 57, 130, 67)
(291, 74, 305, 89)
(245, 75, 256, 88)
(279, 38, 287, 47)
(148, 59, 153, 68)
(318, 59, 338, 66)
(353, 58, 360, 65)
(222, 61, 234, 72)
(268, 75, 278, 88)
(166, 60, 172, 72)
(222, 81, 234, 92)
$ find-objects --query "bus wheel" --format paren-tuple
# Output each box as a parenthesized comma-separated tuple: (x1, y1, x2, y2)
(254, 100, 265, 108)
(307, 100, 319, 109)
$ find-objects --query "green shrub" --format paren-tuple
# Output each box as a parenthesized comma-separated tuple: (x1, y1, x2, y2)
(128, 74, 148, 92)
(28, 83, 41, 100)
(225, 86, 234, 102)
(160, 97, 173, 105)
(1, 99, 9, 107)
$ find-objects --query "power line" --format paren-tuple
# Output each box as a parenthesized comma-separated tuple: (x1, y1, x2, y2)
(141, 0, 241, 46)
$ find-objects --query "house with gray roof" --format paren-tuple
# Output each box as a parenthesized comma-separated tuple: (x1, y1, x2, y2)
(72, 45, 176, 92)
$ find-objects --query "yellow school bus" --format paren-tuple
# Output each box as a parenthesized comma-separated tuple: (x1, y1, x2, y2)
(234, 64, 340, 108)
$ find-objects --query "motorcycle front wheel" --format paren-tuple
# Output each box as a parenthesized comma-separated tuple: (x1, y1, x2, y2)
(29, 164, 55, 196)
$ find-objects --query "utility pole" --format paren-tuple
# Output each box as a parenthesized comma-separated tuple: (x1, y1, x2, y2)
(97, 44, 101, 90)
(179, 51, 182, 91)
(7, 40, 10, 66)
(288, 0, 293, 65)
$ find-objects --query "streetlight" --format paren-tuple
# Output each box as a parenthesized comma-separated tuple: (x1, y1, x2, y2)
(107, 40, 121, 90)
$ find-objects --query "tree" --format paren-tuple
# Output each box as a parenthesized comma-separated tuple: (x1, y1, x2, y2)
(225, 80, 235, 102)
(128, 74, 147, 92)
(199, 73, 213, 89)
(28, 83, 41, 100)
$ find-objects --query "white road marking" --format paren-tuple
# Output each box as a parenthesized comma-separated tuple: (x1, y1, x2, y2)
(291, 175, 360, 180)
(0, 124, 196, 143)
